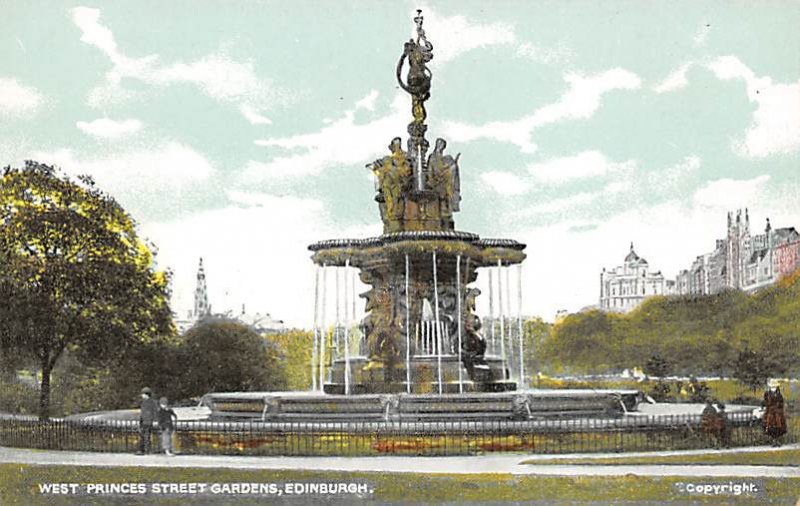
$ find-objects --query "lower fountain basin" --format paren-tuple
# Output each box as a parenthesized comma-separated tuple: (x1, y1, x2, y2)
(200, 389, 643, 422)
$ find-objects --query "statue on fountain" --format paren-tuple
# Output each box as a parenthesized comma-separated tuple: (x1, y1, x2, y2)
(369, 137, 413, 233)
(427, 138, 461, 230)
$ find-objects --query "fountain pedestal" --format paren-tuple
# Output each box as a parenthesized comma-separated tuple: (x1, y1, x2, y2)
(324, 355, 515, 394)
(310, 232, 525, 394)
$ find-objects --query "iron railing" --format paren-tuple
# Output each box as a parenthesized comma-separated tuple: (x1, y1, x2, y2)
(0, 412, 789, 456)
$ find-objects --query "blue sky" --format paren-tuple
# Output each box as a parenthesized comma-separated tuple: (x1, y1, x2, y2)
(2, 1, 799, 325)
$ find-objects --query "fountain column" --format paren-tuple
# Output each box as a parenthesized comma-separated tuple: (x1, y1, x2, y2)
(505, 265, 512, 381)
(433, 251, 443, 394)
(405, 254, 411, 393)
(497, 260, 507, 379)
(517, 264, 525, 389)
(319, 264, 327, 390)
(344, 260, 352, 395)
(350, 269, 364, 356)
(334, 267, 341, 360)
(456, 254, 463, 393)
(488, 268, 495, 355)
(312, 265, 320, 391)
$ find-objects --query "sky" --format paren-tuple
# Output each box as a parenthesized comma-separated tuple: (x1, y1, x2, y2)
(1, 0, 799, 326)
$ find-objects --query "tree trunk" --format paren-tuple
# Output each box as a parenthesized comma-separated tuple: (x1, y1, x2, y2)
(39, 357, 51, 420)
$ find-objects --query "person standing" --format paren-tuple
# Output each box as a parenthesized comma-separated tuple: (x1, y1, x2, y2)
(157, 397, 178, 456)
(763, 386, 788, 447)
(701, 400, 721, 446)
(136, 387, 159, 455)
(717, 403, 731, 448)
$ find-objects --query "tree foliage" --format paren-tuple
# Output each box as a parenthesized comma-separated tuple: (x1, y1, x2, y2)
(176, 318, 287, 397)
(733, 348, 778, 392)
(643, 355, 671, 378)
(0, 161, 173, 418)
(540, 270, 800, 382)
(264, 329, 313, 391)
(521, 317, 551, 375)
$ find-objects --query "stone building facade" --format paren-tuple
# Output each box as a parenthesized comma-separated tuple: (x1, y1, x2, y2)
(599, 243, 669, 312)
(675, 209, 800, 296)
(600, 210, 800, 313)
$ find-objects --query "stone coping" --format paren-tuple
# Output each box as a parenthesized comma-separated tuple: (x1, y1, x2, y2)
(308, 230, 525, 252)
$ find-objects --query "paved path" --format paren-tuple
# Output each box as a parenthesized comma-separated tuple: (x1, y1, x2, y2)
(1, 446, 798, 477)
(520, 442, 800, 461)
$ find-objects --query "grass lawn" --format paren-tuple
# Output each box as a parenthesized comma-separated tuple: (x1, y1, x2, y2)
(1, 464, 798, 504)
(522, 447, 800, 466)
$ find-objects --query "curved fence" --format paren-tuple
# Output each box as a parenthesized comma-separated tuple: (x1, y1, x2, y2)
(0, 412, 789, 456)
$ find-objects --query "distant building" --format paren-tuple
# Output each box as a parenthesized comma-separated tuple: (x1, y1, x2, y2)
(599, 243, 669, 312)
(223, 305, 286, 334)
(601, 211, 800, 311)
(174, 258, 286, 334)
(680, 210, 800, 296)
(175, 258, 212, 334)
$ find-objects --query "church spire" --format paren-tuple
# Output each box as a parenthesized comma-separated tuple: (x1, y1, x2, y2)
(194, 257, 210, 318)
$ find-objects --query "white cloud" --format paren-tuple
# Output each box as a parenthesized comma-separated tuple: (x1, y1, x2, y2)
(602, 179, 633, 195)
(514, 42, 572, 65)
(484, 186, 800, 320)
(693, 23, 710, 47)
(646, 155, 701, 191)
(444, 68, 641, 153)
(673, 154, 701, 173)
(518, 192, 597, 218)
(416, 5, 515, 64)
(244, 91, 407, 181)
(707, 55, 800, 158)
(527, 151, 636, 183)
(143, 191, 380, 327)
(71, 7, 279, 109)
(0, 77, 44, 117)
(76, 117, 143, 139)
(692, 174, 770, 210)
(240, 104, 272, 125)
(653, 63, 692, 93)
(72, 6, 120, 58)
(480, 171, 531, 195)
(33, 142, 215, 195)
(354, 90, 379, 111)
(482, 151, 638, 198)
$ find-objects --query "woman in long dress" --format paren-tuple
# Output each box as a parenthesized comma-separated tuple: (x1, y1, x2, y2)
(763, 386, 787, 447)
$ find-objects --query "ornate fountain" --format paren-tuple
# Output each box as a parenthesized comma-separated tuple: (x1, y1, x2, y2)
(308, 11, 525, 395)
(197, 12, 643, 423)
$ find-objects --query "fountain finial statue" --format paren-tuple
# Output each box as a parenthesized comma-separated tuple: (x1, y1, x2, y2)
(397, 10, 434, 194)
(397, 10, 433, 102)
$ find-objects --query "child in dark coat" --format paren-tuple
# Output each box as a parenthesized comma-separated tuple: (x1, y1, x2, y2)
(158, 397, 178, 456)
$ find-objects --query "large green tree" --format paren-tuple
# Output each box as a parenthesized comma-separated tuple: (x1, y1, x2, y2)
(176, 318, 287, 397)
(0, 161, 173, 419)
(264, 329, 313, 391)
(521, 317, 551, 376)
